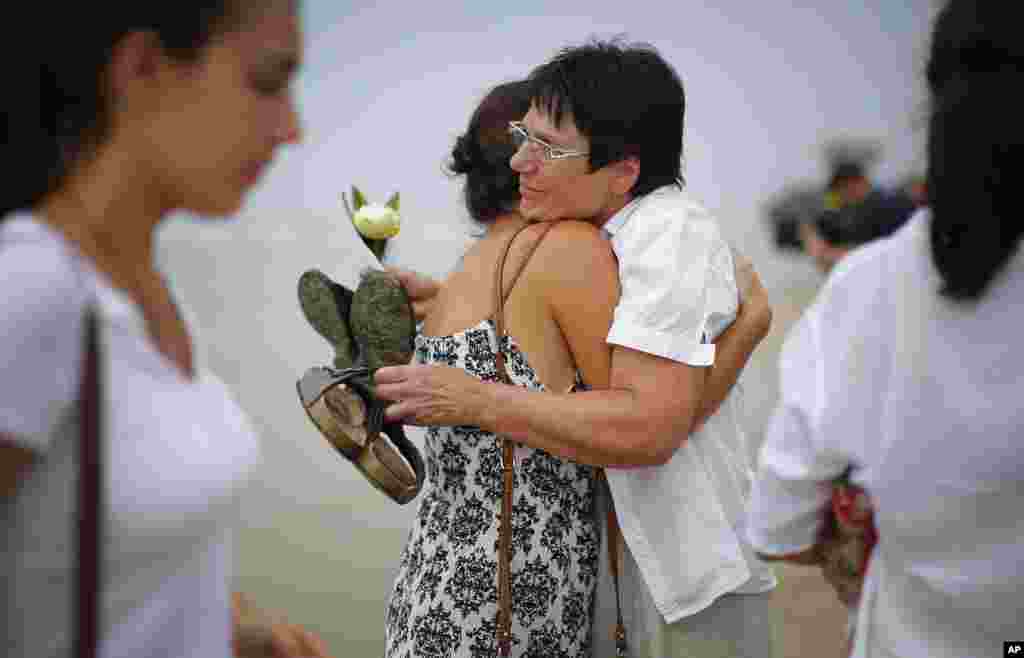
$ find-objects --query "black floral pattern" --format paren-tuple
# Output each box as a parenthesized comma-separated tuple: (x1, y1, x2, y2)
(385, 585, 413, 653)
(541, 507, 573, 576)
(474, 439, 508, 502)
(512, 555, 559, 627)
(412, 602, 462, 658)
(451, 425, 488, 448)
(521, 450, 572, 507)
(417, 545, 451, 605)
(510, 494, 540, 558)
(385, 319, 597, 657)
(524, 621, 572, 658)
(463, 327, 497, 381)
(466, 618, 518, 658)
(449, 494, 491, 547)
(504, 341, 536, 382)
(561, 588, 588, 639)
(425, 496, 452, 543)
(430, 336, 460, 367)
(406, 536, 426, 583)
(444, 549, 498, 617)
(572, 532, 600, 589)
(437, 434, 471, 496)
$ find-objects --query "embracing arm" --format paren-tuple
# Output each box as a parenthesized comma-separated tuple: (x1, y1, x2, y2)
(382, 262, 755, 456)
(484, 346, 706, 467)
(494, 221, 705, 467)
(692, 250, 772, 431)
(376, 220, 706, 467)
(377, 344, 705, 468)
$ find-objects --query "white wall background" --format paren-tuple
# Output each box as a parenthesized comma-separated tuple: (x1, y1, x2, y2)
(156, 1, 937, 652)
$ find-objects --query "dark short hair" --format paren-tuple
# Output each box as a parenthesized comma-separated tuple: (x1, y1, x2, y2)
(525, 38, 685, 198)
(926, 0, 1024, 301)
(814, 189, 916, 248)
(447, 80, 531, 223)
(2, 1, 272, 217)
(827, 162, 868, 192)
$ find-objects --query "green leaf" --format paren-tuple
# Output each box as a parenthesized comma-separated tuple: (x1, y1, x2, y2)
(352, 185, 368, 211)
(386, 192, 400, 212)
(341, 192, 354, 221)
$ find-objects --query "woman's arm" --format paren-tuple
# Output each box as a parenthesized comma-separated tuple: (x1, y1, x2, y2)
(497, 220, 693, 468)
(385, 266, 443, 322)
(377, 218, 713, 466)
(384, 247, 753, 445)
(544, 222, 619, 395)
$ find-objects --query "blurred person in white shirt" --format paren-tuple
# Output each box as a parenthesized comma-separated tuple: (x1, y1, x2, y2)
(746, 1, 1024, 656)
(1, 2, 332, 656)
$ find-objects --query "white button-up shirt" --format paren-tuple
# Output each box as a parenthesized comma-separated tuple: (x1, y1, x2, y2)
(602, 185, 776, 623)
(747, 211, 1024, 657)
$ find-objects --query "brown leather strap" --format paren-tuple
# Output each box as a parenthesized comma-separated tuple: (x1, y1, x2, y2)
(492, 220, 553, 656)
(492, 222, 555, 329)
(76, 307, 102, 658)
(601, 471, 629, 656)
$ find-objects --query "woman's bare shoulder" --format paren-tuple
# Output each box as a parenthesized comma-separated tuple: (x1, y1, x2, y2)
(533, 220, 618, 285)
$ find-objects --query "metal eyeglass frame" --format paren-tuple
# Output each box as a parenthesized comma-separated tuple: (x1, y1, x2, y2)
(508, 121, 589, 161)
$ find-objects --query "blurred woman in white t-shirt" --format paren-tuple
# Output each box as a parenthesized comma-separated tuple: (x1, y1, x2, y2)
(0, 2, 333, 656)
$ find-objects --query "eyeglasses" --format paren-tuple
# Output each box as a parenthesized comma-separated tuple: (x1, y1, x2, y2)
(508, 121, 589, 161)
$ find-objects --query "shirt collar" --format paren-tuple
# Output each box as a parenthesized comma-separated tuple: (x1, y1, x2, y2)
(600, 185, 676, 238)
(601, 196, 642, 238)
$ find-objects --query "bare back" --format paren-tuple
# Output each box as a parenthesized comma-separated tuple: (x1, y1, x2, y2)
(421, 214, 619, 394)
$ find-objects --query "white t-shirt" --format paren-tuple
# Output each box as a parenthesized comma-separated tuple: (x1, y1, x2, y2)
(601, 185, 776, 624)
(747, 210, 1024, 657)
(1, 214, 261, 657)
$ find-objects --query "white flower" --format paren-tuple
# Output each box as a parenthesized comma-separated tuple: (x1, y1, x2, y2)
(352, 203, 401, 240)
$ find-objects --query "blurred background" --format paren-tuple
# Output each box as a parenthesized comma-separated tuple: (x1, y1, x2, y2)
(156, 1, 939, 654)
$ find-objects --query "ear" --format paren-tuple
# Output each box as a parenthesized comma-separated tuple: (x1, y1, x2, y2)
(610, 156, 640, 196)
(107, 31, 164, 102)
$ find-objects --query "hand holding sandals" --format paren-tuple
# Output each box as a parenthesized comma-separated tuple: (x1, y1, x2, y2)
(295, 269, 425, 504)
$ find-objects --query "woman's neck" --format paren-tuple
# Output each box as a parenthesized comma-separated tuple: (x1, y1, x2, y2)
(489, 211, 532, 235)
(39, 150, 167, 300)
(39, 153, 196, 379)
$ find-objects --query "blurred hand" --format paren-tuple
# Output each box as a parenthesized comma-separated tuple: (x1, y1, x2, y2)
(816, 482, 876, 609)
(232, 592, 335, 658)
(732, 249, 756, 303)
(819, 534, 866, 607)
(375, 363, 490, 427)
(731, 248, 772, 340)
(385, 266, 441, 322)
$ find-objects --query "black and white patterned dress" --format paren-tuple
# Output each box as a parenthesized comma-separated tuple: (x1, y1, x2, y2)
(385, 318, 599, 658)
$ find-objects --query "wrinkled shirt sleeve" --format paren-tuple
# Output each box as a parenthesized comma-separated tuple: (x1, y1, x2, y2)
(607, 201, 737, 366)
(0, 238, 86, 451)
(746, 301, 849, 555)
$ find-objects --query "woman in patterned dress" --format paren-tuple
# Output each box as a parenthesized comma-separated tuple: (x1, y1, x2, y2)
(383, 81, 620, 657)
